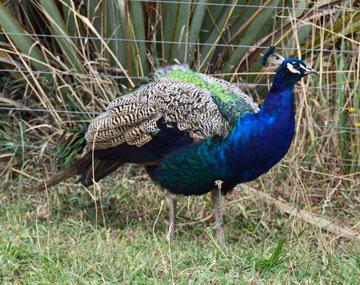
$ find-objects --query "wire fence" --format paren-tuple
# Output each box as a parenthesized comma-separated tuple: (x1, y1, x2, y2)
(130, 0, 356, 12)
(1, 31, 359, 54)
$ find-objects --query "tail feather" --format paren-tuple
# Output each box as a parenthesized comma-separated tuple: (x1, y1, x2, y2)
(30, 155, 90, 192)
(79, 159, 124, 187)
(31, 154, 124, 192)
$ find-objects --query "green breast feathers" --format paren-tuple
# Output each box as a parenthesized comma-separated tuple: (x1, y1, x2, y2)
(85, 65, 259, 151)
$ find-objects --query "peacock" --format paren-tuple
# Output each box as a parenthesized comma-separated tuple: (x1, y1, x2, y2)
(33, 51, 317, 245)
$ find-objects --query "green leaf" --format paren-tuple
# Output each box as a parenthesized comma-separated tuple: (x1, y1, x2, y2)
(161, 0, 178, 61)
(223, 0, 280, 73)
(170, 0, 192, 63)
(0, 2, 47, 71)
(129, 1, 149, 75)
(86, 0, 102, 51)
(255, 239, 285, 271)
(104, 0, 129, 69)
(187, 0, 208, 64)
(336, 40, 351, 172)
(39, 0, 84, 72)
(199, 0, 238, 70)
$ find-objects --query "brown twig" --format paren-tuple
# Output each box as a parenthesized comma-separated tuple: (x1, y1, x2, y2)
(238, 184, 360, 241)
(84, 65, 126, 75)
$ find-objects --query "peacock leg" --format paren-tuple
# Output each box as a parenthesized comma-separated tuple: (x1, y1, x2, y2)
(211, 188, 225, 246)
(165, 190, 177, 241)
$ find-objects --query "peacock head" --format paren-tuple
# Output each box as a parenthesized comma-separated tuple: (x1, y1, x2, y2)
(262, 48, 317, 86)
(279, 57, 318, 80)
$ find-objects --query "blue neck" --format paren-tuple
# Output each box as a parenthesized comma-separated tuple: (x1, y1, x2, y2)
(261, 71, 296, 114)
(223, 72, 297, 184)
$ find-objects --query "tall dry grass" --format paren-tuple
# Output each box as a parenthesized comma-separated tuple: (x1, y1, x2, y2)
(0, 0, 359, 230)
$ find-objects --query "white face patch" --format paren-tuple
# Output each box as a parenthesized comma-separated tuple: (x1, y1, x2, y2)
(286, 62, 301, 74)
(300, 63, 306, 70)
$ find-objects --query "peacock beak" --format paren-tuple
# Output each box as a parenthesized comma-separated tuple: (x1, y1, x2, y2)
(304, 67, 318, 75)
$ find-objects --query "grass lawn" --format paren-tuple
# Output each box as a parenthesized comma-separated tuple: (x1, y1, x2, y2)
(1, 174, 359, 284)
(0, 1, 358, 284)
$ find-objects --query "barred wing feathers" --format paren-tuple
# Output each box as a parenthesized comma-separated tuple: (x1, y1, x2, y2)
(85, 79, 227, 151)
(85, 65, 259, 152)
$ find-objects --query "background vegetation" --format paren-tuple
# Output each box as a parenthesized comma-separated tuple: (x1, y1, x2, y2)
(0, 0, 359, 283)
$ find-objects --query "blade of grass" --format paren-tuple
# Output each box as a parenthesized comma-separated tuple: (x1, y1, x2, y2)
(58, 0, 134, 87)
(38, 0, 84, 73)
(86, 0, 101, 51)
(170, 0, 191, 63)
(222, 0, 280, 74)
(0, 2, 47, 71)
(336, 40, 350, 173)
(199, 0, 238, 71)
(161, 0, 178, 62)
(236, 0, 344, 72)
(104, 0, 129, 69)
(129, 0, 149, 75)
(187, 0, 207, 64)
(62, 0, 78, 42)
(255, 239, 285, 271)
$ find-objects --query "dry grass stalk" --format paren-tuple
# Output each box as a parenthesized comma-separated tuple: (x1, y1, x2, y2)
(239, 184, 360, 241)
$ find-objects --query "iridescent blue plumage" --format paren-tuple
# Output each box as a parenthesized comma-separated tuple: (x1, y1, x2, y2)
(153, 58, 316, 196)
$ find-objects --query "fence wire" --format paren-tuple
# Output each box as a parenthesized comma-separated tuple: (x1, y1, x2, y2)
(130, 0, 356, 12)
(1, 31, 359, 54)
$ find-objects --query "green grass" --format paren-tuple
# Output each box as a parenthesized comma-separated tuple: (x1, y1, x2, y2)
(0, 1, 359, 284)
(1, 175, 360, 284)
